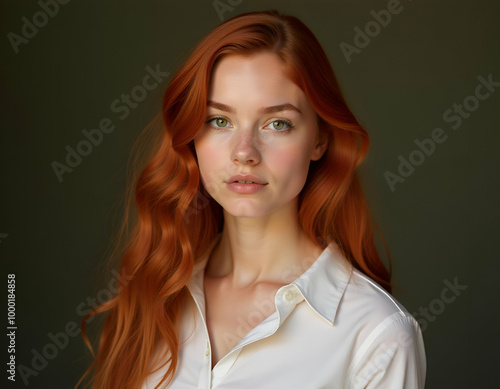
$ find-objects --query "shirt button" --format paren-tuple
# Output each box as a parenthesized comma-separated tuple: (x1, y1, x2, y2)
(205, 342, 210, 358)
(284, 289, 296, 302)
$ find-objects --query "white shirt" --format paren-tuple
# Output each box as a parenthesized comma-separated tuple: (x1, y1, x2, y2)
(142, 234, 426, 388)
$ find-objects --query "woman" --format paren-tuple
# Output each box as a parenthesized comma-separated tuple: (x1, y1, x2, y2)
(77, 9, 426, 389)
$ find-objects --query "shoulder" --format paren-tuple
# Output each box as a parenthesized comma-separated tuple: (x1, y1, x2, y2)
(339, 269, 427, 388)
(343, 267, 412, 323)
(339, 267, 422, 353)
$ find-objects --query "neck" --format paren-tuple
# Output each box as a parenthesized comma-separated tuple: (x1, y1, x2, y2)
(205, 199, 323, 288)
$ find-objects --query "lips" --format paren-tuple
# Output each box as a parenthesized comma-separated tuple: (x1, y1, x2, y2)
(227, 174, 266, 185)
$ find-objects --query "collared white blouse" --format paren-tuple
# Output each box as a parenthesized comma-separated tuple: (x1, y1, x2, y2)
(142, 234, 426, 388)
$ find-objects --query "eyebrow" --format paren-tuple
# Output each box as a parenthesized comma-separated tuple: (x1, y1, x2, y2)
(207, 100, 302, 115)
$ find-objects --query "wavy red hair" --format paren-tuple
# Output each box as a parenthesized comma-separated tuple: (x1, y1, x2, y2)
(76, 9, 392, 388)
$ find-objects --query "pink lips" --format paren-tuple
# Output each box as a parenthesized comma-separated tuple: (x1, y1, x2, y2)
(226, 173, 267, 194)
(227, 182, 267, 194)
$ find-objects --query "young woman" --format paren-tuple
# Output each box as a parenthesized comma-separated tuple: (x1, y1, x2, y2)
(78, 9, 426, 389)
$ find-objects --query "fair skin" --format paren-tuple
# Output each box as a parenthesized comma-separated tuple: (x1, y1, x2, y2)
(193, 52, 328, 368)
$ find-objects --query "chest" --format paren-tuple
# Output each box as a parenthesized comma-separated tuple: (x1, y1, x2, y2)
(203, 277, 280, 369)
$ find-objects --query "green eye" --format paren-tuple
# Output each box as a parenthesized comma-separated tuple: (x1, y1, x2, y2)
(204, 116, 294, 132)
(205, 116, 230, 128)
(214, 118, 228, 127)
(269, 119, 294, 132)
(271, 120, 285, 130)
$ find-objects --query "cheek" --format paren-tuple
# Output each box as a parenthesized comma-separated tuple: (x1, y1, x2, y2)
(195, 141, 226, 188)
(268, 144, 311, 184)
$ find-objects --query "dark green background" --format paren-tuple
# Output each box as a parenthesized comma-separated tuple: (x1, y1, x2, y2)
(1, 0, 498, 388)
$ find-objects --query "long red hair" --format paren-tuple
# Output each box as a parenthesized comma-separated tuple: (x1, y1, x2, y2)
(76, 9, 392, 389)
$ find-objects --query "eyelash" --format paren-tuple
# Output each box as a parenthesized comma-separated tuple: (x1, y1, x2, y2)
(204, 115, 295, 134)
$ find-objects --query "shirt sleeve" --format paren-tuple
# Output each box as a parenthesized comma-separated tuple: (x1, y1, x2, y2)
(348, 313, 426, 389)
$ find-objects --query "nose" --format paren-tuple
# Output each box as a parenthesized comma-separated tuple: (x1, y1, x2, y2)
(230, 129, 261, 165)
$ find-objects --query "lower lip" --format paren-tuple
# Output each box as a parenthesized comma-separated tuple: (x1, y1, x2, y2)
(226, 182, 267, 194)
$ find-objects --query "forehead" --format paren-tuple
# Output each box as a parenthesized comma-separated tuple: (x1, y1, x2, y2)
(208, 53, 307, 107)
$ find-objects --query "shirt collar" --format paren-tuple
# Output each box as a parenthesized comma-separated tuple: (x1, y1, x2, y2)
(187, 233, 353, 327)
(290, 240, 353, 325)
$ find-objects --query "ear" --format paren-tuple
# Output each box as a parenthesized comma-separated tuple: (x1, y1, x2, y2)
(310, 128, 328, 161)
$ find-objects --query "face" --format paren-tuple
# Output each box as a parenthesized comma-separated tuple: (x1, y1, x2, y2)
(193, 52, 327, 218)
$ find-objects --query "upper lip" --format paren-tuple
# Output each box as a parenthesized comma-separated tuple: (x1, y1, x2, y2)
(227, 174, 267, 184)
